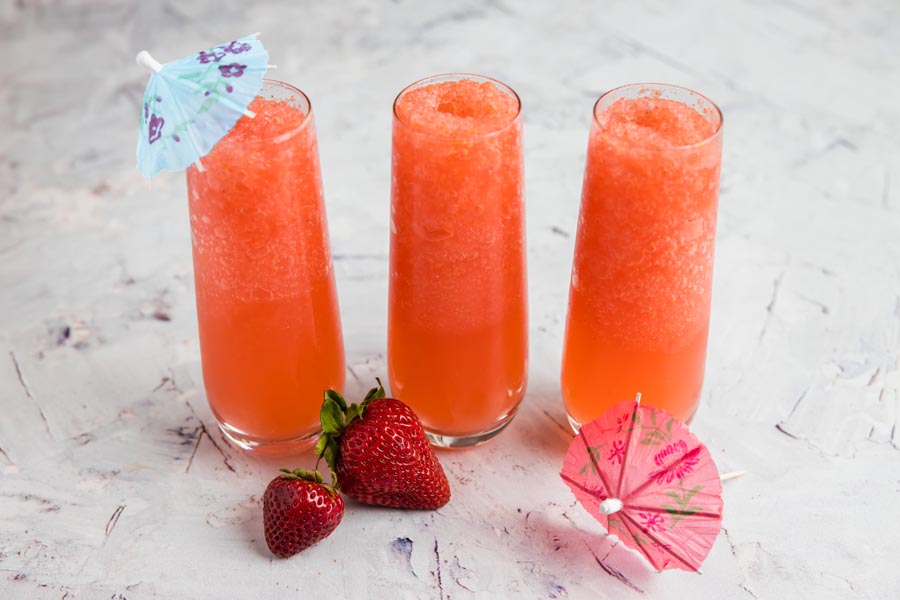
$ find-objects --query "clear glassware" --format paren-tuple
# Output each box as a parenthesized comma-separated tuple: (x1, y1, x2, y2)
(388, 73, 528, 447)
(186, 80, 345, 453)
(561, 83, 723, 430)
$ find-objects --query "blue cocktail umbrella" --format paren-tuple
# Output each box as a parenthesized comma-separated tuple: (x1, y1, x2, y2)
(135, 34, 269, 178)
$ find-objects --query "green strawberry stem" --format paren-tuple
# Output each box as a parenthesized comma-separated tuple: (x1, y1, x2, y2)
(277, 467, 339, 496)
(314, 379, 386, 476)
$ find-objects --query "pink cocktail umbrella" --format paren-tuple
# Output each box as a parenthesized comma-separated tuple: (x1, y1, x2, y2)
(560, 394, 723, 571)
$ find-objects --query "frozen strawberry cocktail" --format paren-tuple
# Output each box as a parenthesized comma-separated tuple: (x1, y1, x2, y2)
(388, 74, 527, 446)
(187, 81, 345, 451)
(562, 84, 723, 428)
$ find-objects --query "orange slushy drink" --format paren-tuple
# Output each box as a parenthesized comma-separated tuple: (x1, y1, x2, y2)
(389, 74, 527, 446)
(186, 81, 345, 452)
(562, 84, 723, 429)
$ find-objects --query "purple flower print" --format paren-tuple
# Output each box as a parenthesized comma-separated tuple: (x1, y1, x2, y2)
(173, 134, 181, 143)
(226, 85, 233, 93)
(607, 439, 625, 465)
(198, 49, 226, 64)
(218, 63, 246, 78)
(143, 102, 149, 121)
(148, 113, 164, 144)
(638, 512, 666, 534)
(223, 40, 252, 54)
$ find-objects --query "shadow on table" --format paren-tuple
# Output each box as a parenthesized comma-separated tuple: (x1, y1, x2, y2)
(520, 508, 655, 595)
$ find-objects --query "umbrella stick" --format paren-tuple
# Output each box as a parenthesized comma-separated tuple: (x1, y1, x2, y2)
(136, 51, 162, 73)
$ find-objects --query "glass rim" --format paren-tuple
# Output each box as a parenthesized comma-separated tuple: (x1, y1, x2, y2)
(392, 72, 522, 140)
(592, 82, 724, 150)
(244, 78, 314, 146)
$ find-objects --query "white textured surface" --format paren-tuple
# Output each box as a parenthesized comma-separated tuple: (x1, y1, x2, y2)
(2, 1, 899, 598)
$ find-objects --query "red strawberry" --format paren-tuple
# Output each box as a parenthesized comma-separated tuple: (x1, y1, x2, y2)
(262, 468, 344, 557)
(316, 379, 450, 510)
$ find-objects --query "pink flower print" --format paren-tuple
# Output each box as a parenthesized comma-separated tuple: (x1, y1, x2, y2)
(218, 63, 246, 78)
(649, 447, 701, 485)
(198, 49, 226, 64)
(224, 40, 252, 54)
(651, 539, 672, 552)
(672, 455, 699, 480)
(638, 512, 665, 534)
(607, 439, 625, 465)
(615, 413, 631, 433)
(653, 440, 688, 467)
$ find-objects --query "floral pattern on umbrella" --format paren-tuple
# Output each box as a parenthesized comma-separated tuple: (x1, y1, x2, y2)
(560, 397, 723, 572)
(136, 34, 269, 178)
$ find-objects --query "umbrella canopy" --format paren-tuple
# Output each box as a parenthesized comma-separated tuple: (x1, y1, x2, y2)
(560, 395, 723, 571)
(135, 34, 268, 178)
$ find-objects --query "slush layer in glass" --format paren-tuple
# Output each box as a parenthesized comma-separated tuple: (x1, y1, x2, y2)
(388, 74, 528, 446)
(562, 84, 723, 429)
(186, 81, 345, 452)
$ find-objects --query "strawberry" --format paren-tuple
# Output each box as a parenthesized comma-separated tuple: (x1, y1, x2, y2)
(262, 468, 344, 557)
(316, 379, 450, 510)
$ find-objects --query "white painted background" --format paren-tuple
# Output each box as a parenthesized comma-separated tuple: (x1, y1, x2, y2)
(2, 1, 898, 598)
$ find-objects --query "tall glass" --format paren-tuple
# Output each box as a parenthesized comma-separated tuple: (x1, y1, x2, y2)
(561, 83, 723, 429)
(186, 80, 345, 452)
(388, 73, 527, 447)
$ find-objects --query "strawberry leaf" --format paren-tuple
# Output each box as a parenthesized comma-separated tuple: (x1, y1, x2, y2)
(315, 434, 329, 458)
(325, 389, 348, 412)
(321, 438, 338, 471)
(278, 468, 326, 484)
(321, 398, 345, 436)
(345, 403, 365, 425)
(364, 377, 387, 402)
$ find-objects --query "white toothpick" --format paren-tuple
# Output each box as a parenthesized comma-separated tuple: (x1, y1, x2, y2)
(136, 50, 163, 73)
(719, 470, 747, 482)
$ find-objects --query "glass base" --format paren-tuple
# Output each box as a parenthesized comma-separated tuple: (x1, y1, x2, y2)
(217, 420, 320, 456)
(425, 411, 518, 448)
